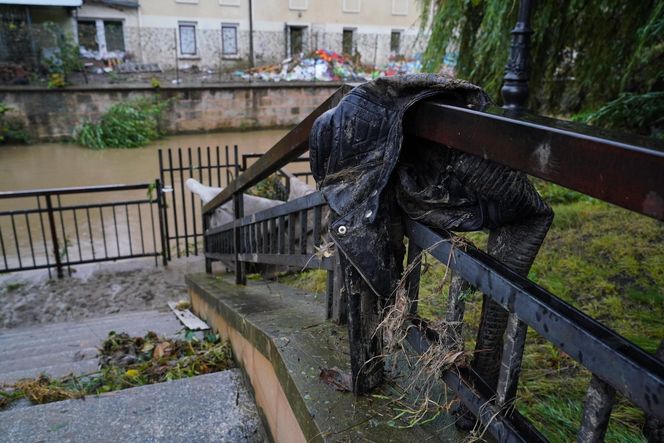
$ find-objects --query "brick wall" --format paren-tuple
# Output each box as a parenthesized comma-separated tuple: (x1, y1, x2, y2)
(0, 83, 342, 142)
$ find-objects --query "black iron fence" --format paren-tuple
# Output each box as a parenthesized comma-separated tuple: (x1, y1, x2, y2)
(0, 182, 165, 278)
(157, 145, 314, 261)
(158, 145, 242, 260)
(202, 85, 664, 442)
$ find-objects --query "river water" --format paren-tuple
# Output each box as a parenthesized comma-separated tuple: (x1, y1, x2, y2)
(0, 129, 310, 273)
(0, 130, 289, 192)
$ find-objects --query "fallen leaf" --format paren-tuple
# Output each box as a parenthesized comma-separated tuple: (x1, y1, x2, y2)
(175, 300, 190, 311)
(440, 351, 465, 367)
(153, 341, 171, 360)
(319, 367, 352, 392)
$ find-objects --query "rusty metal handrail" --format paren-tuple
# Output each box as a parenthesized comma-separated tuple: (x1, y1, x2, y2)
(202, 84, 354, 216)
(406, 100, 664, 221)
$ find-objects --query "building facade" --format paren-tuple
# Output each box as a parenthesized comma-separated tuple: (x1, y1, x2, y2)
(74, 0, 425, 70)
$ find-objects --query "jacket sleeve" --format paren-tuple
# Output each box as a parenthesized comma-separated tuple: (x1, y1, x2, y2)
(309, 108, 336, 187)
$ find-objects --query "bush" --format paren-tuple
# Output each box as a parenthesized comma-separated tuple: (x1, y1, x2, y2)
(43, 22, 83, 87)
(73, 98, 171, 149)
(0, 102, 29, 144)
(578, 92, 664, 139)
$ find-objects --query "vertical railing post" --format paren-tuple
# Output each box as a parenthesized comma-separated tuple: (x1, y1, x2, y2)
(501, 0, 533, 111)
(158, 150, 172, 261)
(233, 147, 246, 285)
(233, 193, 245, 284)
(340, 252, 383, 394)
(45, 194, 63, 279)
(405, 241, 422, 315)
(331, 252, 347, 324)
(577, 375, 616, 443)
(155, 179, 168, 267)
(203, 213, 212, 273)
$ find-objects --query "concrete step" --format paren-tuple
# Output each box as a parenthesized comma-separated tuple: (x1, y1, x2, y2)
(0, 370, 264, 443)
(0, 310, 184, 385)
(0, 310, 174, 342)
(1, 359, 101, 384)
(0, 338, 100, 361)
(0, 347, 98, 374)
(0, 311, 182, 353)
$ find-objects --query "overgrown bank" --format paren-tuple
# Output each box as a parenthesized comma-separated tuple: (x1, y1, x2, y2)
(73, 98, 171, 149)
(281, 183, 663, 442)
(0, 84, 339, 142)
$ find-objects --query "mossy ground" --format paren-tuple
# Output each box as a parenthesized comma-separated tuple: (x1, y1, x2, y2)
(281, 183, 663, 443)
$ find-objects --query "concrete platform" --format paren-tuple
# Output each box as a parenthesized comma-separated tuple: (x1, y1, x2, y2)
(186, 273, 466, 443)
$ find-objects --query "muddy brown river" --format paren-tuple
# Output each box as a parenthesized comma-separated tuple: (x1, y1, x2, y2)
(0, 130, 290, 191)
(0, 130, 315, 273)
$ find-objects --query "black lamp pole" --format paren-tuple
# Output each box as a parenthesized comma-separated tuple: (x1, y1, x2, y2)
(501, 0, 534, 111)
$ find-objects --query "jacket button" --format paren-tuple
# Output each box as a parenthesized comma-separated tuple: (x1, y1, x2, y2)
(337, 225, 347, 235)
(364, 210, 373, 219)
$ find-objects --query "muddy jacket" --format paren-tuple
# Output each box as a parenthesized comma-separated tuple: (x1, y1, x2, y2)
(310, 74, 553, 300)
(309, 75, 492, 298)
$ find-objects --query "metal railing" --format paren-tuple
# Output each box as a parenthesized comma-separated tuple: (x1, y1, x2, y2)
(202, 85, 664, 442)
(158, 145, 242, 260)
(0, 182, 166, 278)
(157, 145, 314, 261)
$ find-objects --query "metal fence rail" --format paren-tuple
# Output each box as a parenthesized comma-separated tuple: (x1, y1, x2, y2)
(0, 182, 165, 278)
(158, 145, 242, 260)
(158, 145, 315, 262)
(202, 84, 664, 442)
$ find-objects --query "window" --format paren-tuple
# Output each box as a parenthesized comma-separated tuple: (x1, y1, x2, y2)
(104, 21, 125, 52)
(77, 20, 98, 52)
(288, 26, 304, 57)
(342, 0, 360, 13)
(178, 23, 197, 56)
(390, 31, 401, 53)
(392, 0, 408, 15)
(221, 24, 238, 55)
(288, 0, 307, 10)
(342, 29, 354, 55)
(77, 19, 125, 55)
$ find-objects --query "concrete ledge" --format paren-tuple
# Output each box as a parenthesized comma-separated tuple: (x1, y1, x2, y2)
(186, 273, 464, 442)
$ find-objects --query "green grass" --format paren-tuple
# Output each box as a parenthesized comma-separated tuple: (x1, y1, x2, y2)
(282, 185, 662, 442)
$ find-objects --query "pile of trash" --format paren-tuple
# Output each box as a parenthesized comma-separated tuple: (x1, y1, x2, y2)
(234, 49, 422, 83)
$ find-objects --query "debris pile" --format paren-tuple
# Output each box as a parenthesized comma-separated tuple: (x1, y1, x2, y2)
(235, 49, 422, 82)
(0, 330, 233, 409)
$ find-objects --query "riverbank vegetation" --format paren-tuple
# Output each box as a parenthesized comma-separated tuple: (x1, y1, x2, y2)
(281, 182, 663, 442)
(419, 0, 663, 139)
(0, 102, 29, 144)
(0, 330, 232, 409)
(73, 98, 171, 149)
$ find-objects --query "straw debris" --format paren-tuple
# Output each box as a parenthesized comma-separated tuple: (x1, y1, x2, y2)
(375, 237, 475, 430)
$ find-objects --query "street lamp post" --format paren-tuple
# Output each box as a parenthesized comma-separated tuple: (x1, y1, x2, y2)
(501, 0, 534, 111)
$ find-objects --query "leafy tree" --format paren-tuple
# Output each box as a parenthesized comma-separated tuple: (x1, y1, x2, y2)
(418, 0, 663, 136)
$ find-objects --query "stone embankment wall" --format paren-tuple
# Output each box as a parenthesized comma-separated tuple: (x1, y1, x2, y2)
(0, 83, 342, 142)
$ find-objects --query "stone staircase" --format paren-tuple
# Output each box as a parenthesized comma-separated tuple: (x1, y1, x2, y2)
(0, 310, 265, 442)
(0, 310, 182, 384)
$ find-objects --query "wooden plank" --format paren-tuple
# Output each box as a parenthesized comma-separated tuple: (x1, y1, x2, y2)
(168, 302, 210, 330)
